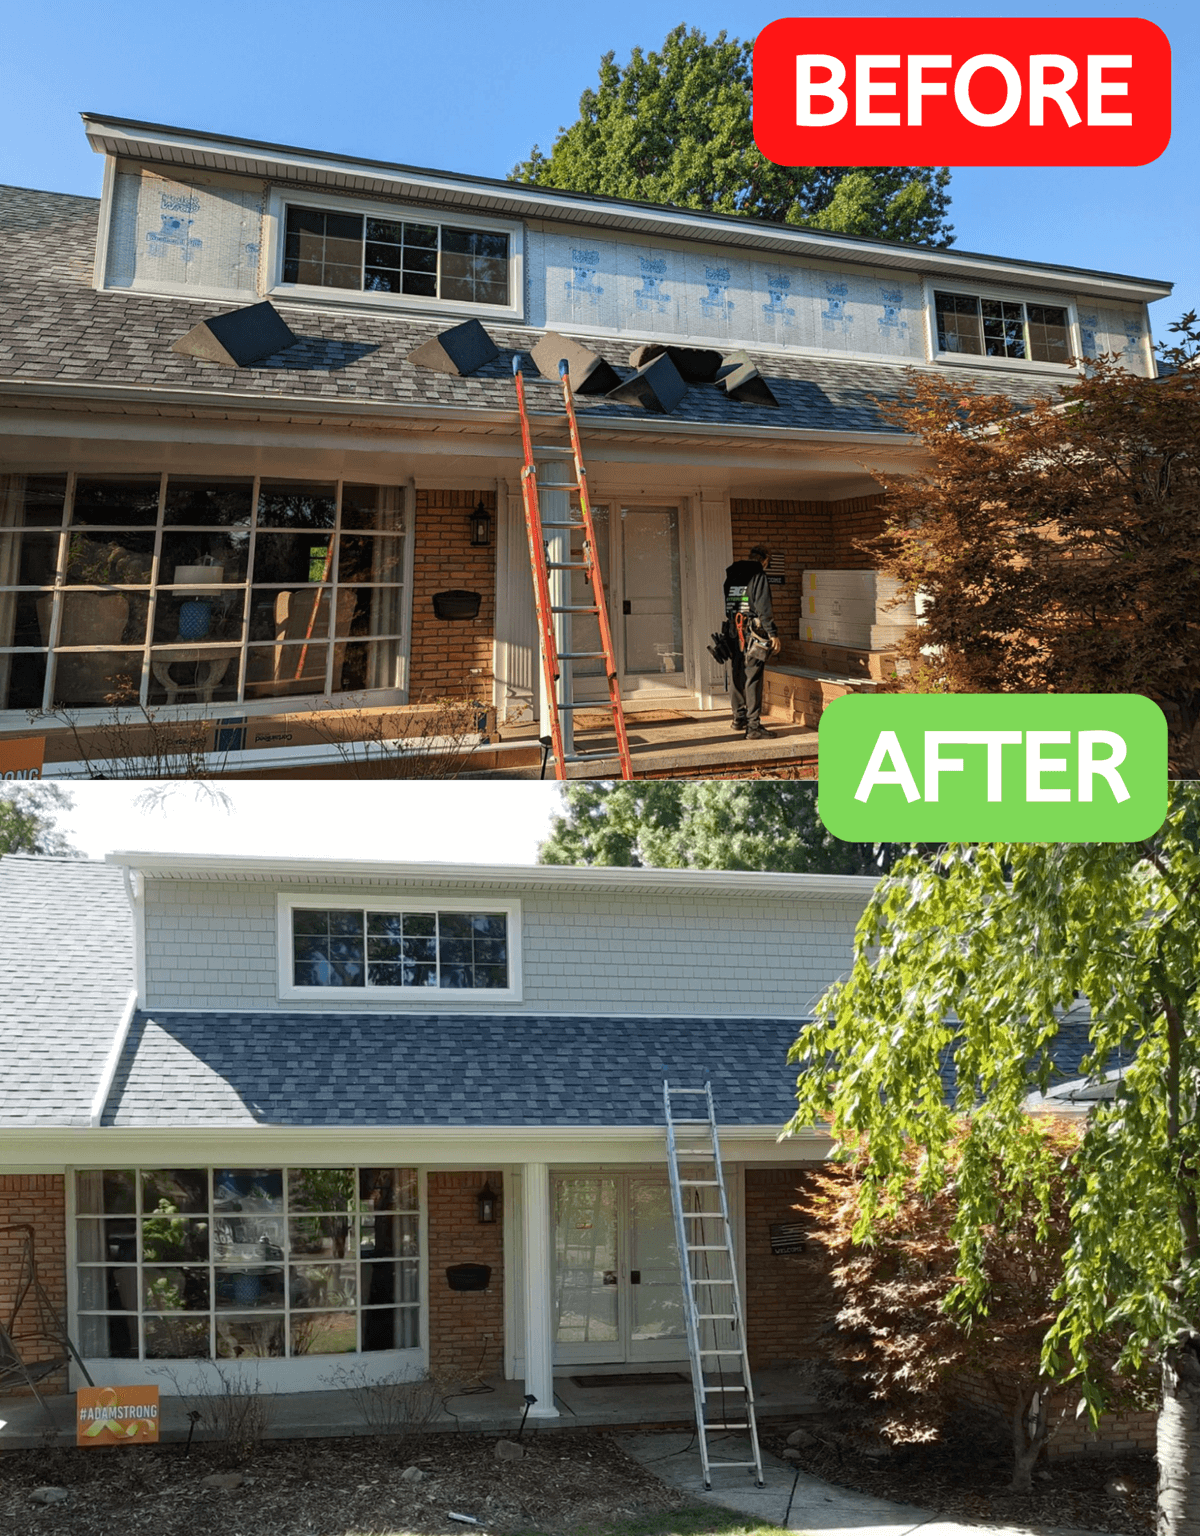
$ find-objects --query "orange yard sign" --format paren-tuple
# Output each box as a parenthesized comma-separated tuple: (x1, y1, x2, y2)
(76, 1385, 160, 1445)
(0, 737, 45, 779)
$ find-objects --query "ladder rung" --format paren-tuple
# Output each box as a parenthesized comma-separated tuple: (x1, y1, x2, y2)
(680, 1180, 720, 1186)
(546, 561, 591, 570)
(706, 1461, 760, 1469)
(705, 1422, 751, 1430)
(692, 1277, 734, 1284)
(670, 1117, 711, 1124)
(702, 1384, 746, 1392)
(687, 1245, 730, 1252)
(698, 1350, 744, 1357)
(556, 701, 617, 712)
(557, 651, 608, 660)
(697, 1314, 737, 1321)
(667, 1089, 709, 1095)
(550, 605, 600, 613)
(565, 749, 625, 761)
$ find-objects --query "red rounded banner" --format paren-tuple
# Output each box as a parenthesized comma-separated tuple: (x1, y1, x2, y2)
(753, 16, 1171, 166)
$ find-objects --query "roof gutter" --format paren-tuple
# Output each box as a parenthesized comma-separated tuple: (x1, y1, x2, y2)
(0, 378, 918, 450)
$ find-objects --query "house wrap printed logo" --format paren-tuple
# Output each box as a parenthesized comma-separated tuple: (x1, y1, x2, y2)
(753, 18, 1171, 166)
(818, 695, 1167, 841)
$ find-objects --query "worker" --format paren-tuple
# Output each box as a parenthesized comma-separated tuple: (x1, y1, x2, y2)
(723, 544, 782, 739)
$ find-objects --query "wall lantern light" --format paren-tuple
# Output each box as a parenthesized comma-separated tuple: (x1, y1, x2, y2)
(469, 501, 493, 548)
(477, 1181, 499, 1224)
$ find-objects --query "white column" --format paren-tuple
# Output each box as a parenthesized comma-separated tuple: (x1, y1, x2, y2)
(521, 1161, 559, 1417)
(535, 455, 573, 756)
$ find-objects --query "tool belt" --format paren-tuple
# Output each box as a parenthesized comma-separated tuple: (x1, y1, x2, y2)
(728, 612, 771, 664)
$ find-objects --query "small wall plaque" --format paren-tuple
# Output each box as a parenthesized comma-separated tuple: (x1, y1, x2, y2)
(769, 1221, 807, 1255)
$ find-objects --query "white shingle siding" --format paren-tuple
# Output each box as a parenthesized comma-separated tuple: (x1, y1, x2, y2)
(142, 879, 865, 1016)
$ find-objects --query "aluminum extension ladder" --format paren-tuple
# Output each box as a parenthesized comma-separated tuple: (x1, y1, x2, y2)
(663, 1082, 764, 1489)
(512, 356, 633, 780)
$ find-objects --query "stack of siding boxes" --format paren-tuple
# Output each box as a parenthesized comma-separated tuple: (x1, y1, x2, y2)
(800, 570, 917, 650)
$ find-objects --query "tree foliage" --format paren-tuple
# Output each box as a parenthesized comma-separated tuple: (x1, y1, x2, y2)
(538, 781, 894, 875)
(786, 789, 1200, 1532)
(804, 1122, 1146, 1489)
(511, 26, 954, 248)
(867, 317, 1200, 775)
(0, 783, 78, 856)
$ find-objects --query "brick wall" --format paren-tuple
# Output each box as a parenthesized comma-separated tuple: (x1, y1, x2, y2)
(426, 1170, 505, 1382)
(953, 1369, 1158, 1460)
(1, 1174, 68, 1393)
(409, 489, 496, 701)
(729, 495, 889, 643)
(744, 1168, 837, 1369)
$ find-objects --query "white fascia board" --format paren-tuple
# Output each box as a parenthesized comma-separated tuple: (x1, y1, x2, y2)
(81, 115, 1172, 305)
(104, 850, 880, 900)
(0, 1124, 830, 1168)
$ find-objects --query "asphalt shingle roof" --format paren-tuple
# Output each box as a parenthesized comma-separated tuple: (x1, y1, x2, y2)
(103, 1012, 806, 1128)
(0, 184, 1054, 435)
(0, 854, 133, 1127)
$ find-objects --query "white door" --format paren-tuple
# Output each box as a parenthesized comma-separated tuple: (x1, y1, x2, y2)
(568, 505, 690, 700)
(552, 1174, 687, 1365)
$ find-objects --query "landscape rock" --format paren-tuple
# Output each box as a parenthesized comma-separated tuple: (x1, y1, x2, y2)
(400, 1466, 425, 1483)
(781, 1448, 803, 1461)
(30, 1487, 70, 1505)
(787, 1427, 818, 1447)
(200, 1472, 246, 1489)
(494, 1438, 525, 1461)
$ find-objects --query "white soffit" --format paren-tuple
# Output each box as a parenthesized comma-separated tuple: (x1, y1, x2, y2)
(81, 114, 1174, 306)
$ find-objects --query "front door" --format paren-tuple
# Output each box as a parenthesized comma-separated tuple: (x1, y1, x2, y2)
(569, 505, 690, 702)
(552, 1174, 687, 1365)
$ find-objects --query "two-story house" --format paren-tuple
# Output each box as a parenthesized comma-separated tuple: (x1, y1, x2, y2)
(0, 850, 883, 1413)
(0, 114, 1171, 773)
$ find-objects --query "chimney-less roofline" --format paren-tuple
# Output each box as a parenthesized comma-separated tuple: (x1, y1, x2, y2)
(104, 850, 879, 898)
(80, 112, 1173, 305)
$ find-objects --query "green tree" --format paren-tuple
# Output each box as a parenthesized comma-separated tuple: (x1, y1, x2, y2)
(0, 783, 78, 856)
(787, 788, 1200, 1536)
(511, 26, 954, 247)
(538, 781, 894, 874)
(868, 313, 1200, 775)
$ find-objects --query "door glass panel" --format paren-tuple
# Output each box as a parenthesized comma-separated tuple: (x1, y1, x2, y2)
(554, 1177, 618, 1345)
(621, 507, 684, 676)
(629, 1179, 686, 1343)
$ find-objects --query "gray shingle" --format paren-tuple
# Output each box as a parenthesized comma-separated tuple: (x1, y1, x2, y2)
(0, 184, 1055, 435)
(0, 855, 133, 1126)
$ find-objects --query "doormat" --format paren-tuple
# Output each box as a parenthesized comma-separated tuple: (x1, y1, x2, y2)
(570, 1372, 689, 1388)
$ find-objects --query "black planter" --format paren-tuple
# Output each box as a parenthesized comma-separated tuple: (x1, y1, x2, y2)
(432, 589, 482, 621)
(445, 1263, 492, 1291)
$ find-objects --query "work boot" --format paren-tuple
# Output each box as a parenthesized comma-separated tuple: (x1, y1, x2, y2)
(731, 716, 748, 732)
(744, 723, 777, 740)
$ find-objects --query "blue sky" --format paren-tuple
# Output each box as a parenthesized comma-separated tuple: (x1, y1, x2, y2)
(1, 0, 1195, 336)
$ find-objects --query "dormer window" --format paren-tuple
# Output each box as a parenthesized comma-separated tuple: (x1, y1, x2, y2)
(280, 204, 509, 306)
(932, 289, 1073, 366)
(278, 895, 522, 1002)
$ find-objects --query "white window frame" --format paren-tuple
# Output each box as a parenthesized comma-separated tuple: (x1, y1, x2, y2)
(263, 187, 525, 324)
(66, 1162, 427, 1393)
(922, 277, 1082, 374)
(277, 892, 523, 1004)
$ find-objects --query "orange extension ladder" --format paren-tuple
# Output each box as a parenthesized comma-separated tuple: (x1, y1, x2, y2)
(512, 356, 633, 781)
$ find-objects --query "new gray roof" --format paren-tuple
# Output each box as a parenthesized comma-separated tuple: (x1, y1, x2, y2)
(103, 1011, 805, 1128)
(0, 855, 133, 1127)
(0, 183, 1054, 435)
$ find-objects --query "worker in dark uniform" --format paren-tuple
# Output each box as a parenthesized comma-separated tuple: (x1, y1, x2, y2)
(723, 544, 781, 739)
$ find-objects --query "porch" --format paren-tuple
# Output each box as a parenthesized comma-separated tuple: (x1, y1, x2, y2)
(0, 1365, 819, 1448)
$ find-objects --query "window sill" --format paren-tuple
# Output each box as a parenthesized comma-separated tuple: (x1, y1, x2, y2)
(266, 282, 524, 327)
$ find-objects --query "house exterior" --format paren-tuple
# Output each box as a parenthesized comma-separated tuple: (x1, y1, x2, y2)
(0, 114, 1172, 771)
(0, 850, 881, 1412)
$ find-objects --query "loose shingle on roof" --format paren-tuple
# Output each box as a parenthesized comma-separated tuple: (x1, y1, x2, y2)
(0, 855, 133, 1127)
(0, 184, 1054, 434)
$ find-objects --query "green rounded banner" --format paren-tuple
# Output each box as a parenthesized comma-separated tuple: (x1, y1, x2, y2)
(818, 694, 1168, 842)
